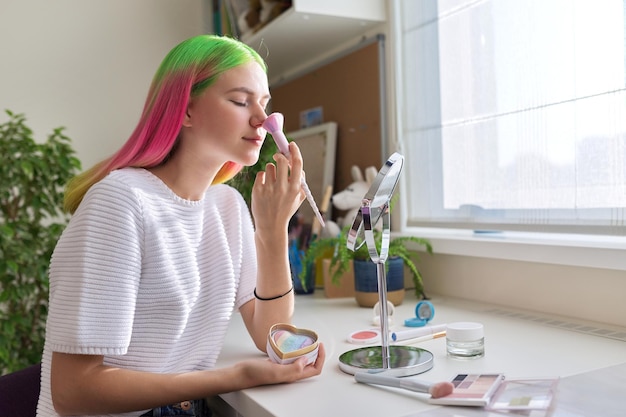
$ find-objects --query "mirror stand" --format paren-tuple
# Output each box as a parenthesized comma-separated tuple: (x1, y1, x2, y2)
(338, 153, 434, 377)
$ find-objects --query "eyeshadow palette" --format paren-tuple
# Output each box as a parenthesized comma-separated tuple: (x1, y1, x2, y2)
(429, 373, 558, 411)
(267, 323, 319, 365)
(429, 374, 505, 406)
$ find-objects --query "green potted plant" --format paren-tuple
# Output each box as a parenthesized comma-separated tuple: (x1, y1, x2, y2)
(300, 223, 433, 306)
(0, 110, 81, 373)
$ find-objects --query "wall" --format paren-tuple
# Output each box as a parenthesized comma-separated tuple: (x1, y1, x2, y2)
(0, 0, 210, 170)
(415, 254, 626, 329)
(271, 38, 383, 201)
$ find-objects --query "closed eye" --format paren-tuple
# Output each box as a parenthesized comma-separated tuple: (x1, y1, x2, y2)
(231, 100, 247, 107)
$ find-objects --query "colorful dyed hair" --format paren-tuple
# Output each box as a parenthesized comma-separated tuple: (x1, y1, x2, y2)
(64, 34, 267, 213)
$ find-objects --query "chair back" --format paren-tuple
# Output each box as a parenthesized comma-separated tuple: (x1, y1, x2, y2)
(0, 363, 41, 417)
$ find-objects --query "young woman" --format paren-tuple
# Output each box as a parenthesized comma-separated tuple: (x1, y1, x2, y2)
(36, 34, 325, 417)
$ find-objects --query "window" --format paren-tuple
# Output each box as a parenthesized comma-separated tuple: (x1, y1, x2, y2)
(393, 0, 626, 236)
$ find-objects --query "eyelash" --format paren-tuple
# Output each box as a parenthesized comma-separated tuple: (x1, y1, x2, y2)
(231, 100, 270, 113)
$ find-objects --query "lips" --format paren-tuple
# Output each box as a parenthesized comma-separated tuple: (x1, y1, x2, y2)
(243, 134, 264, 145)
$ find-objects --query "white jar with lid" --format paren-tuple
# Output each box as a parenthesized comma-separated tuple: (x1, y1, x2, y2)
(446, 322, 484, 359)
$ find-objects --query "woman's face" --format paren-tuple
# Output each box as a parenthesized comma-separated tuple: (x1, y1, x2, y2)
(182, 61, 271, 167)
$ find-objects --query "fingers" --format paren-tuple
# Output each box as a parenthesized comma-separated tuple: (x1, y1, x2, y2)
(250, 142, 306, 229)
(310, 343, 326, 373)
(237, 342, 325, 389)
(262, 161, 276, 182)
(272, 142, 303, 184)
(286, 142, 303, 182)
(291, 342, 326, 378)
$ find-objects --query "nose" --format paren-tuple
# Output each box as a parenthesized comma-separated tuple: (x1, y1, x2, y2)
(251, 107, 268, 128)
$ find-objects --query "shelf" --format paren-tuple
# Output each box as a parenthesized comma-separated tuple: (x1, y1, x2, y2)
(240, 0, 386, 85)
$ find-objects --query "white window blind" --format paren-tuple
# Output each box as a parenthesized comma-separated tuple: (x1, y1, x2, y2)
(395, 0, 626, 235)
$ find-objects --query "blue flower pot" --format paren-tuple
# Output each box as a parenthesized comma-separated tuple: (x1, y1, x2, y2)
(292, 260, 315, 295)
(353, 257, 405, 307)
(289, 240, 314, 295)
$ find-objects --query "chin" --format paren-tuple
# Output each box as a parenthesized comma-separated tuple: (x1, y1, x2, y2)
(241, 150, 262, 166)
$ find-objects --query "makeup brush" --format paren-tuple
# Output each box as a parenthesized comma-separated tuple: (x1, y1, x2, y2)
(311, 184, 333, 238)
(263, 113, 325, 227)
(355, 372, 455, 399)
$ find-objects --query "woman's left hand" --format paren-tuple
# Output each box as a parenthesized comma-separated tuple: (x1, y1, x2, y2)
(246, 141, 304, 348)
(251, 141, 306, 233)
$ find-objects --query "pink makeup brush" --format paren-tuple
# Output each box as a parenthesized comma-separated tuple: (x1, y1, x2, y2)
(355, 371, 455, 399)
(263, 113, 325, 227)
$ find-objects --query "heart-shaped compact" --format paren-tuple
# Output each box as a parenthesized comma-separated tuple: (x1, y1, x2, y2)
(267, 323, 319, 365)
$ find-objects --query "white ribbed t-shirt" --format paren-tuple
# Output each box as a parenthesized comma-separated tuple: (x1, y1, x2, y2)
(36, 168, 257, 417)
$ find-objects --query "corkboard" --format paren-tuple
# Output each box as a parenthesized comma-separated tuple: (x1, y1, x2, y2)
(270, 39, 383, 221)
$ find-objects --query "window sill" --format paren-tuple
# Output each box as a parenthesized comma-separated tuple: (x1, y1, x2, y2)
(398, 227, 626, 271)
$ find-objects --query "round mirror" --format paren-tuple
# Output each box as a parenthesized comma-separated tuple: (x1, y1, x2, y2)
(346, 152, 404, 259)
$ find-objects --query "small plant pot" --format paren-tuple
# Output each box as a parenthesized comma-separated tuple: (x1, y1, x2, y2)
(353, 257, 405, 307)
(293, 260, 315, 295)
(321, 258, 355, 298)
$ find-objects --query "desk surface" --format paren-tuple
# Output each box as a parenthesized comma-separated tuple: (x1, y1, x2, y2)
(217, 293, 626, 417)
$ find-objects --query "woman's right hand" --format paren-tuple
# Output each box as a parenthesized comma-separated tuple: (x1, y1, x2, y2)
(234, 342, 326, 387)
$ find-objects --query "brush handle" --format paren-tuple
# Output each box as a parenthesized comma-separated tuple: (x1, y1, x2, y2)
(299, 178, 325, 227)
(355, 372, 433, 393)
(263, 113, 325, 227)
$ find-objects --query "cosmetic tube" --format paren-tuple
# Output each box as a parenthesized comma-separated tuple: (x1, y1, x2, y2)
(391, 324, 447, 342)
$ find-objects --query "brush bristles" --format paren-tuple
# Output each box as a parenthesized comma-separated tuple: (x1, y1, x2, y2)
(429, 381, 455, 398)
(262, 112, 284, 133)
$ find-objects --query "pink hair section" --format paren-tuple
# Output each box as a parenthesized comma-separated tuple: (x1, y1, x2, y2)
(117, 71, 191, 168)
(64, 71, 192, 212)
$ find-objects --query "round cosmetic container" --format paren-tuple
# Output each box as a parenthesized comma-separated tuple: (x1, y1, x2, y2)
(446, 322, 485, 359)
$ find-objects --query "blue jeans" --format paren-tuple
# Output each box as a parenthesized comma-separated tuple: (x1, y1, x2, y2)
(140, 399, 211, 416)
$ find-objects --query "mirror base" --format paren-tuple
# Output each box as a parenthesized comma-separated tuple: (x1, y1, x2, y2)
(338, 345, 434, 377)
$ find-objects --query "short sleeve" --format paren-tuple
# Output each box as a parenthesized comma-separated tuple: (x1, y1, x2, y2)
(46, 179, 144, 355)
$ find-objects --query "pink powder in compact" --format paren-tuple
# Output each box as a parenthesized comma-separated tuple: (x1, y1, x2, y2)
(353, 330, 378, 339)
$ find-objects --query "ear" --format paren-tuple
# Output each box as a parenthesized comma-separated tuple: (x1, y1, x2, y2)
(182, 106, 192, 128)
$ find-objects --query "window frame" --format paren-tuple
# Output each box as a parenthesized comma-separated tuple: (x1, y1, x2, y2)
(389, 0, 626, 270)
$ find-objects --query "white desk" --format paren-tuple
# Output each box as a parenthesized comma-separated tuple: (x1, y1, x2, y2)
(216, 293, 626, 417)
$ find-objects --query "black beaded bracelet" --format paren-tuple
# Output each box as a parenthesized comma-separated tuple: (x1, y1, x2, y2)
(254, 285, 294, 301)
